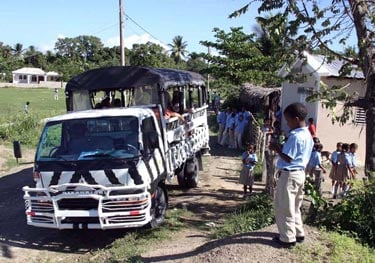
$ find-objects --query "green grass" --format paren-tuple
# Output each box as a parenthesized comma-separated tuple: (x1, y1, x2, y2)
(294, 230, 375, 263)
(0, 87, 65, 119)
(0, 87, 66, 146)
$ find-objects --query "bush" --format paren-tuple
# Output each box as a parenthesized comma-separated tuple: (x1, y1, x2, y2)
(315, 180, 375, 247)
(0, 114, 43, 147)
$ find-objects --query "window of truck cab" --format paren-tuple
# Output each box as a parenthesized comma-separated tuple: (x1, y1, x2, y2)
(36, 117, 139, 161)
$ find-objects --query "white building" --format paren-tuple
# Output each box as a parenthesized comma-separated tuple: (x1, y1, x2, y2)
(12, 67, 60, 84)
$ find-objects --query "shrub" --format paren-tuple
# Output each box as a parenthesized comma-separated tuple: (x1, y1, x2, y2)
(315, 180, 375, 247)
(0, 114, 43, 147)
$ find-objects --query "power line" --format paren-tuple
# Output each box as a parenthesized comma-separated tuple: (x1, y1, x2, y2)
(125, 14, 168, 47)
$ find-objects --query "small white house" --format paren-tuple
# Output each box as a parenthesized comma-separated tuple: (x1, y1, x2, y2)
(12, 67, 60, 84)
(279, 51, 366, 165)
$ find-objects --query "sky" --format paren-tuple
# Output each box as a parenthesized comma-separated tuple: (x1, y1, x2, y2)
(0, 0, 261, 54)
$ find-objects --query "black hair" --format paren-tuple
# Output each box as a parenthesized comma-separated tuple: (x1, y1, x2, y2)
(283, 102, 308, 120)
(308, 117, 314, 123)
(247, 144, 256, 151)
(350, 143, 358, 150)
(314, 143, 323, 151)
(341, 143, 349, 152)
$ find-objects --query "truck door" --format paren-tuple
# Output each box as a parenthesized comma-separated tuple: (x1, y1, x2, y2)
(141, 117, 167, 180)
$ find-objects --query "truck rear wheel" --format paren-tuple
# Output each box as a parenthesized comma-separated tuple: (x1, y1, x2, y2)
(185, 156, 199, 188)
(176, 165, 187, 188)
(148, 185, 168, 228)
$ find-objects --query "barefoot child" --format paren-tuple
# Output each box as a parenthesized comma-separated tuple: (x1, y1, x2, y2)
(239, 144, 257, 197)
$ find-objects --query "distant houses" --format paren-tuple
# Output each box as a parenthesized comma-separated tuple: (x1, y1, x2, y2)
(12, 67, 60, 84)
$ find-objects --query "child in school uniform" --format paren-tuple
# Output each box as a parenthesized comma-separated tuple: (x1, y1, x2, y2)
(349, 143, 358, 176)
(306, 143, 327, 193)
(269, 102, 314, 247)
(334, 143, 355, 198)
(239, 144, 257, 198)
(342, 143, 359, 195)
(329, 142, 342, 194)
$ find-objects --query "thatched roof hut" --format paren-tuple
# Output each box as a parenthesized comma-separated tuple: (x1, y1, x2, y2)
(239, 83, 281, 112)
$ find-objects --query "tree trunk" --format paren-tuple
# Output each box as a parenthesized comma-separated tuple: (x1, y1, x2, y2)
(349, 0, 375, 180)
(365, 74, 375, 180)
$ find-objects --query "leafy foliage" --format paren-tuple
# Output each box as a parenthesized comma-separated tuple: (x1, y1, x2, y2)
(0, 114, 43, 146)
(315, 181, 375, 247)
(229, 0, 375, 178)
(128, 42, 174, 68)
(168, 35, 188, 65)
(200, 27, 283, 86)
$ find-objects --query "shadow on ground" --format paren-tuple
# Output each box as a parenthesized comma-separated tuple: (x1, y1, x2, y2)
(138, 230, 280, 263)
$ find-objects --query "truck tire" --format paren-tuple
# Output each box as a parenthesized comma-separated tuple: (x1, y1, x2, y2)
(148, 185, 168, 228)
(185, 156, 199, 188)
(176, 165, 188, 188)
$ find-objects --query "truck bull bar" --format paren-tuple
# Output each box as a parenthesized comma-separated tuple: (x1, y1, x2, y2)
(23, 183, 151, 229)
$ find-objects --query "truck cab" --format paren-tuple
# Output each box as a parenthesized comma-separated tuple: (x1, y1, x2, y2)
(23, 66, 209, 229)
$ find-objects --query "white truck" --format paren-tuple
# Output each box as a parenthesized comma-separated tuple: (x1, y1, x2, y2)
(22, 66, 210, 230)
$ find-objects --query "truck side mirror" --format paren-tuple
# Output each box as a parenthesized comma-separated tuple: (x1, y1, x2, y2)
(13, 141, 22, 163)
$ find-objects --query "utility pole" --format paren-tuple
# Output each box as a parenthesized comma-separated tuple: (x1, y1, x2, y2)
(119, 0, 125, 66)
(207, 46, 211, 103)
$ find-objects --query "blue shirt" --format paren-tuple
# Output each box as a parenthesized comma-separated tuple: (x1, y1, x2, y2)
(348, 152, 356, 168)
(242, 110, 251, 120)
(330, 150, 340, 163)
(277, 127, 314, 170)
(307, 150, 322, 169)
(217, 111, 226, 125)
(225, 114, 236, 129)
(242, 151, 257, 170)
(235, 119, 248, 134)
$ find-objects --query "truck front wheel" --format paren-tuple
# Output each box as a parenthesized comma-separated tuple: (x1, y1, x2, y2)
(148, 185, 168, 228)
(185, 156, 199, 188)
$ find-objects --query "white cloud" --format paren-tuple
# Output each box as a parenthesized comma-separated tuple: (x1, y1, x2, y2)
(39, 34, 66, 53)
(104, 33, 169, 51)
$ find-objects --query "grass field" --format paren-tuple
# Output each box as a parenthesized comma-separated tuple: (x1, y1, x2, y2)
(0, 87, 66, 120)
(0, 87, 66, 148)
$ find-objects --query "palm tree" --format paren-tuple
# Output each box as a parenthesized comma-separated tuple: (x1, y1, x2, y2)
(168, 35, 188, 65)
(12, 43, 24, 57)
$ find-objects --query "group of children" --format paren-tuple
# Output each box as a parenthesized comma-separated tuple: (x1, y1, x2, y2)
(217, 106, 257, 150)
(238, 133, 359, 199)
(329, 142, 358, 198)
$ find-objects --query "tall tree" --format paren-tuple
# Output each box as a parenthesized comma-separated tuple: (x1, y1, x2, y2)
(168, 35, 188, 65)
(129, 42, 174, 68)
(200, 27, 283, 86)
(12, 43, 24, 58)
(24, 45, 46, 68)
(231, 0, 375, 179)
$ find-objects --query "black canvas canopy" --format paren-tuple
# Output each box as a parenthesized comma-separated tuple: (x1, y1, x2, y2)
(66, 66, 206, 92)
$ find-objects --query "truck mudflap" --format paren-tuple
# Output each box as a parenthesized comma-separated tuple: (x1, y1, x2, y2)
(23, 183, 152, 229)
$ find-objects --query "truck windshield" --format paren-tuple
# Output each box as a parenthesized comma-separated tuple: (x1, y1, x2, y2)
(36, 116, 139, 161)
